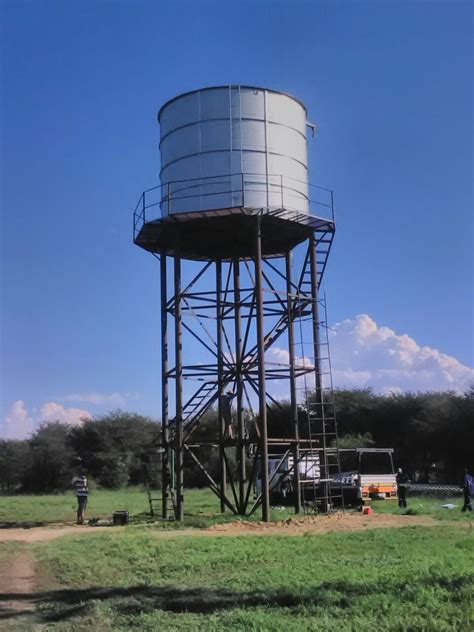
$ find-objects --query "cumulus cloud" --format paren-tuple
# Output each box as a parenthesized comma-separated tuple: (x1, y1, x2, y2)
(1, 389, 137, 440)
(2, 400, 34, 439)
(268, 314, 474, 395)
(39, 402, 92, 425)
(1, 400, 92, 439)
(328, 314, 474, 393)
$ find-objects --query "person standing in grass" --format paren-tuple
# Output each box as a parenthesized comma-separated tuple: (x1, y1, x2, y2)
(396, 467, 409, 508)
(461, 467, 473, 513)
(72, 470, 89, 524)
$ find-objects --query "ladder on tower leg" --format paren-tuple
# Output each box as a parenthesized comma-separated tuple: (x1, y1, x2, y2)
(146, 485, 177, 519)
(145, 465, 177, 520)
(296, 294, 344, 513)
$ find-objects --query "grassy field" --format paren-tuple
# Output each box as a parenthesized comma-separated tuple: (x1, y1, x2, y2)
(1, 489, 473, 630)
(0, 488, 217, 525)
(0, 487, 297, 527)
(370, 496, 468, 521)
(0, 486, 469, 527)
(3, 525, 469, 630)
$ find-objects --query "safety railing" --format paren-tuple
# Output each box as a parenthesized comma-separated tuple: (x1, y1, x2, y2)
(133, 173, 334, 241)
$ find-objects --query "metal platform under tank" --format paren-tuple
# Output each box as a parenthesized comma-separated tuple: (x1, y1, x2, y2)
(134, 205, 334, 260)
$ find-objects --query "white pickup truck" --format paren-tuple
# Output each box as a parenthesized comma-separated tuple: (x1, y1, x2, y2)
(335, 448, 397, 505)
(256, 447, 397, 507)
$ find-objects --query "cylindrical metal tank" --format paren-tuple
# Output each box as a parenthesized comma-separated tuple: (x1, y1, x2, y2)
(158, 86, 309, 216)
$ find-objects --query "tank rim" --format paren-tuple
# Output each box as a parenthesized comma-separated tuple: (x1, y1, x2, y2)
(157, 85, 308, 121)
(134, 207, 334, 261)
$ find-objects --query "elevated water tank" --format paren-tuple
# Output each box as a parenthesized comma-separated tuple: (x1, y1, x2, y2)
(158, 85, 309, 216)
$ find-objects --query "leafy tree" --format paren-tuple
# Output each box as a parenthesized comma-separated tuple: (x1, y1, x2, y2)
(336, 432, 375, 449)
(22, 422, 74, 492)
(0, 440, 31, 492)
(1, 387, 471, 494)
(68, 411, 160, 488)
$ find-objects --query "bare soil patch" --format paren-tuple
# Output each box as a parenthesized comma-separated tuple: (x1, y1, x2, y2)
(0, 551, 35, 615)
(206, 512, 444, 535)
(0, 525, 114, 543)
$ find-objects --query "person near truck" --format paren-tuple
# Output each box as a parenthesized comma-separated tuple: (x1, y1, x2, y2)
(396, 467, 409, 508)
(461, 467, 473, 513)
(72, 470, 89, 524)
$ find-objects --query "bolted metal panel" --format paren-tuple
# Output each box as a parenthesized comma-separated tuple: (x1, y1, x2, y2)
(158, 86, 309, 216)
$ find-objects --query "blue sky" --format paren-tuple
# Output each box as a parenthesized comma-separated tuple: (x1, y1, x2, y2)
(1, 0, 472, 437)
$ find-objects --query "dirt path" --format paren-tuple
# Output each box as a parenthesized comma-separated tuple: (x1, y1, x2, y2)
(0, 551, 36, 616)
(0, 524, 117, 543)
(0, 513, 467, 543)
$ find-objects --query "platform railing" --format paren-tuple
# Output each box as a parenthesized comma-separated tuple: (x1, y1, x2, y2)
(133, 173, 334, 241)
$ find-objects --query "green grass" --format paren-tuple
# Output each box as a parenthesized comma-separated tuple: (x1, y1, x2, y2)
(1, 485, 472, 535)
(370, 496, 469, 521)
(1, 490, 472, 629)
(0, 487, 149, 525)
(0, 487, 213, 525)
(0, 487, 470, 529)
(0, 487, 296, 528)
(15, 524, 471, 630)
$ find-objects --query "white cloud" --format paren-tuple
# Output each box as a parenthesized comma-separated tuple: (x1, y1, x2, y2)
(39, 402, 92, 425)
(329, 314, 474, 393)
(61, 392, 127, 406)
(2, 400, 34, 439)
(268, 314, 474, 395)
(1, 400, 92, 439)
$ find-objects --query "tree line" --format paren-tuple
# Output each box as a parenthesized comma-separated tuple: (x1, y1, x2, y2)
(0, 412, 160, 494)
(0, 388, 472, 494)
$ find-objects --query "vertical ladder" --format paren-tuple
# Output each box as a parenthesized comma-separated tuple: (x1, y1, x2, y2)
(144, 460, 176, 519)
(295, 293, 344, 513)
(147, 488, 177, 519)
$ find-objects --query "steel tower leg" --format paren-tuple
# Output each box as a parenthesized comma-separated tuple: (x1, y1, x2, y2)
(174, 252, 184, 521)
(233, 258, 245, 512)
(285, 250, 301, 514)
(216, 260, 226, 513)
(309, 233, 329, 513)
(160, 252, 170, 520)
(254, 216, 270, 522)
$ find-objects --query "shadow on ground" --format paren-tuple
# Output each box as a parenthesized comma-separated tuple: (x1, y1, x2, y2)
(0, 521, 47, 529)
(0, 573, 472, 623)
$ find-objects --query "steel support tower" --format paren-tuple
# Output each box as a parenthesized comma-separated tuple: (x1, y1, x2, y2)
(133, 186, 343, 522)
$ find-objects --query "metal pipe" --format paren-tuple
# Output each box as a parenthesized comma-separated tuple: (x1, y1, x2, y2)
(160, 252, 170, 520)
(233, 258, 245, 513)
(174, 251, 184, 521)
(216, 260, 226, 513)
(285, 250, 301, 514)
(309, 233, 329, 513)
(254, 215, 270, 522)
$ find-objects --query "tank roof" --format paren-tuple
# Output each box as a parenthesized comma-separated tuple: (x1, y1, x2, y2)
(157, 85, 307, 121)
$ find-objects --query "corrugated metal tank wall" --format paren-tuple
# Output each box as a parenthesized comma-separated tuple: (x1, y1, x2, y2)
(158, 86, 309, 215)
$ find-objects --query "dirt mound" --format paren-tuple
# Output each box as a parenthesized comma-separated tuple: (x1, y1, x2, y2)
(207, 512, 439, 535)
